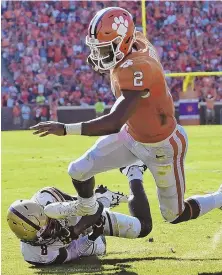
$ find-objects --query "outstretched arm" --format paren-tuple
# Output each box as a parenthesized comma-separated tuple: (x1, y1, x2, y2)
(82, 91, 142, 136)
(30, 90, 143, 137)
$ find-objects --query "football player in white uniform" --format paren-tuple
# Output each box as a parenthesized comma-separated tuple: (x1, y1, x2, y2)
(7, 163, 152, 266)
(7, 186, 107, 266)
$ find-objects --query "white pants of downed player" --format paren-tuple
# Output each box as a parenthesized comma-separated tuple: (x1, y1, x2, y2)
(68, 124, 188, 223)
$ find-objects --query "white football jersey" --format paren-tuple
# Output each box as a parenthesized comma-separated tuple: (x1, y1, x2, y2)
(21, 235, 106, 265)
(21, 239, 68, 265)
(21, 187, 106, 265)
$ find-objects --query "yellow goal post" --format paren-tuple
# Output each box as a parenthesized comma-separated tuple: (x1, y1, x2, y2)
(166, 72, 222, 92)
(141, 0, 222, 92)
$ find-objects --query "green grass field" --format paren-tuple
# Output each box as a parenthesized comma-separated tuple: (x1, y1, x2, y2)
(2, 126, 222, 275)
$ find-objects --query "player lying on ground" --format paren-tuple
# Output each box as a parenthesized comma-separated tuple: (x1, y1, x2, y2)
(30, 7, 222, 232)
(7, 190, 106, 266)
(7, 164, 152, 265)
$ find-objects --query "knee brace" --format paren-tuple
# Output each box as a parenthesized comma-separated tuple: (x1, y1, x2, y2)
(67, 152, 94, 181)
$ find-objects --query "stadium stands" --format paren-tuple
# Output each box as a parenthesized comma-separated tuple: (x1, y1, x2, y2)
(1, 0, 221, 114)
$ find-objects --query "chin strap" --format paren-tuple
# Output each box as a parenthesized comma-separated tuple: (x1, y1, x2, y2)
(87, 56, 109, 74)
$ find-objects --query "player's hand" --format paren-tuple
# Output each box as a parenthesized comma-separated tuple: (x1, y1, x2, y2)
(30, 121, 65, 137)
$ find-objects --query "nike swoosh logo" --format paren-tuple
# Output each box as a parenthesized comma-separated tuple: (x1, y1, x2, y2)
(156, 155, 165, 159)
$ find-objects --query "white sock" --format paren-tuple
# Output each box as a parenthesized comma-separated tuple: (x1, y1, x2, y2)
(78, 194, 96, 206)
(127, 166, 143, 182)
(190, 191, 222, 217)
(77, 194, 98, 215)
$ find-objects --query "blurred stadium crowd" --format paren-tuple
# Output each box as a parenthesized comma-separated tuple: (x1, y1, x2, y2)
(1, 1, 222, 118)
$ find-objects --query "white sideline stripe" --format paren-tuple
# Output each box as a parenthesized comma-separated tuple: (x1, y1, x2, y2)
(179, 115, 200, 120)
(176, 102, 222, 107)
(199, 102, 222, 106)
(179, 99, 199, 103)
(57, 106, 112, 110)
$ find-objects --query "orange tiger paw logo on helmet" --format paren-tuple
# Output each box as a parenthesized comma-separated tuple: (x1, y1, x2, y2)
(112, 16, 129, 37)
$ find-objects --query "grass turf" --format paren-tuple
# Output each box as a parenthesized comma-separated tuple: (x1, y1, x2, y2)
(2, 126, 222, 275)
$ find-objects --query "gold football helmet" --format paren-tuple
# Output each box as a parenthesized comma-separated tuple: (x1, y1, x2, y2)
(7, 199, 48, 241)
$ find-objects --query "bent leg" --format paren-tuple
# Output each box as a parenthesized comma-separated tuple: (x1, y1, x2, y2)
(68, 133, 138, 182)
(68, 133, 138, 199)
(103, 163, 152, 239)
(149, 126, 188, 222)
(150, 126, 222, 224)
(128, 179, 152, 237)
(66, 133, 139, 232)
(127, 165, 152, 237)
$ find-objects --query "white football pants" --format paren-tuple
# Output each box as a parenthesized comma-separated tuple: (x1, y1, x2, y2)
(68, 124, 188, 222)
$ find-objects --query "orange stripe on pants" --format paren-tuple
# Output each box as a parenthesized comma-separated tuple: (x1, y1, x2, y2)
(176, 130, 187, 192)
(169, 133, 183, 215)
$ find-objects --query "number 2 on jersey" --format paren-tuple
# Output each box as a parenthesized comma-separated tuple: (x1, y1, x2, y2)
(134, 71, 143, 87)
(41, 244, 48, 255)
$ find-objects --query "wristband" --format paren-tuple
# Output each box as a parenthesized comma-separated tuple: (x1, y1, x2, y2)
(65, 123, 82, 135)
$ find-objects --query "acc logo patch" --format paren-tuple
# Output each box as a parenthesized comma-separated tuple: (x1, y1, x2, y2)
(120, 59, 133, 68)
